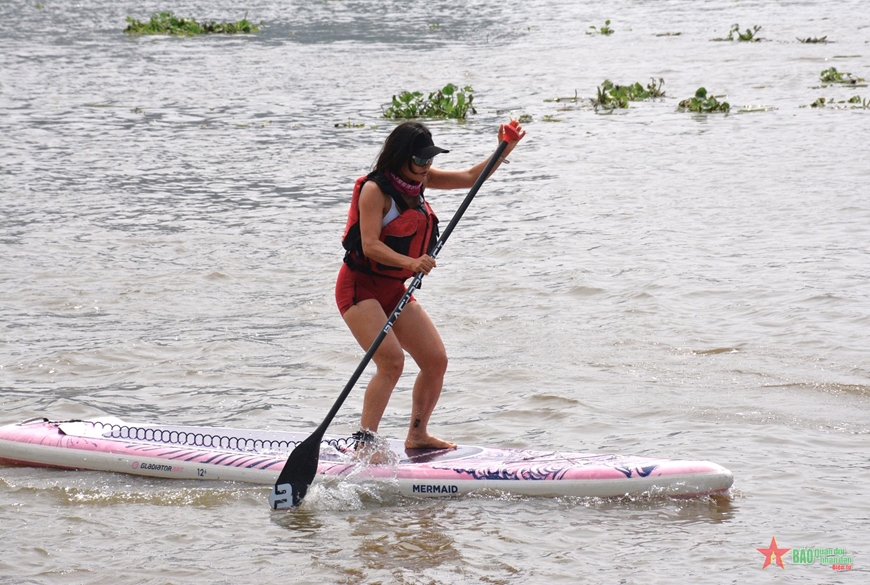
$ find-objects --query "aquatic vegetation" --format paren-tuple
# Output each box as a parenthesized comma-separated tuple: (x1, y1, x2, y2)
(334, 120, 366, 128)
(819, 67, 864, 85)
(593, 78, 666, 111)
(797, 36, 828, 43)
(124, 12, 259, 36)
(516, 114, 534, 123)
(713, 24, 762, 42)
(644, 78, 666, 98)
(735, 24, 762, 41)
(806, 96, 869, 109)
(678, 87, 730, 113)
(382, 84, 476, 120)
(588, 20, 614, 35)
(544, 91, 580, 103)
(820, 67, 847, 83)
(541, 115, 562, 122)
(655, 32, 682, 37)
(594, 82, 629, 110)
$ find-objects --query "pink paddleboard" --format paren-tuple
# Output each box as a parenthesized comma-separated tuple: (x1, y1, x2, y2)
(0, 417, 733, 499)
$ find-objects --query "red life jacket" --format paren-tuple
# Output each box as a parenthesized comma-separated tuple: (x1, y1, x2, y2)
(342, 172, 440, 280)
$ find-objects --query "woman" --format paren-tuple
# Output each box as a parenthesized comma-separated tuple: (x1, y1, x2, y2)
(336, 121, 525, 455)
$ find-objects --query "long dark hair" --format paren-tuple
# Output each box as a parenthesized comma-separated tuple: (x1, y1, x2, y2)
(373, 121, 431, 175)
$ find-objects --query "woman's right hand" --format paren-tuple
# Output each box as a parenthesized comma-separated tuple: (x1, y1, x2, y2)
(408, 254, 437, 275)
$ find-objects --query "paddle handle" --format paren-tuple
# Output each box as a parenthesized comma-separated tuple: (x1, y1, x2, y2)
(313, 128, 518, 437)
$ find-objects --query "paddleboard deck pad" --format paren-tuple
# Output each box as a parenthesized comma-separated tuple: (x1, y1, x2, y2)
(0, 417, 732, 499)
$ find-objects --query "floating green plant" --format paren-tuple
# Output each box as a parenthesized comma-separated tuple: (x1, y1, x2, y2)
(382, 84, 476, 120)
(594, 82, 628, 110)
(334, 120, 366, 128)
(541, 115, 562, 122)
(593, 78, 665, 110)
(713, 23, 762, 42)
(124, 12, 259, 36)
(655, 32, 682, 37)
(797, 36, 828, 43)
(820, 67, 847, 83)
(678, 87, 730, 113)
(516, 114, 534, 123)
(819, 67, 864, 85)
(644, 78, 666, 98)
(588, 20, 614, 35)
(806, 95, 869, 109)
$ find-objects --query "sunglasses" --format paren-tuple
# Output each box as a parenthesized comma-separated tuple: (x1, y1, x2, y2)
(411, 155, 434, 167)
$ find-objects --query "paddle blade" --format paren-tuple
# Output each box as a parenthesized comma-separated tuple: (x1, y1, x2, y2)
(270, 432, 323, 509)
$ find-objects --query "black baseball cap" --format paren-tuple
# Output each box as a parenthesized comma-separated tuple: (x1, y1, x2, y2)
(411, 132, 449, 159)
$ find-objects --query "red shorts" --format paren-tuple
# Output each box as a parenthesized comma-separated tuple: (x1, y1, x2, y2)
(335, 263, 416, 316)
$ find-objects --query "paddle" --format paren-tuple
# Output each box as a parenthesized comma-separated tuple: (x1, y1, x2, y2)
(270, 121, 521, 509)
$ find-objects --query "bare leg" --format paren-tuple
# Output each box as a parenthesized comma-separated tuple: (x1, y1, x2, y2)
(342, 299, 404, 434)
(393, 302, 456, 450)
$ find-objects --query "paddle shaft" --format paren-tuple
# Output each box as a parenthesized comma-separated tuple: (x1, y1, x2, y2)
(271, 127, 518, 508)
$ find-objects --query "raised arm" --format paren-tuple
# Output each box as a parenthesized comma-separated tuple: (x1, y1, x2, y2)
(426, 122, 526, 190)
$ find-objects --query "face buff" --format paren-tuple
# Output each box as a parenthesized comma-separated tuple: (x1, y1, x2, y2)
(386, 170, 422, 197)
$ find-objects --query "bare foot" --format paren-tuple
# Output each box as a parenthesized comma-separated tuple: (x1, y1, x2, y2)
(404, 434, 457, 450)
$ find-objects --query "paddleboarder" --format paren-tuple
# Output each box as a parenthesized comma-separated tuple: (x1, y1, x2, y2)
(336, 121, 525, 456)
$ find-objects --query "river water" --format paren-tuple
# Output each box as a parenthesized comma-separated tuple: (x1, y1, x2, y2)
(1, 0, 868, 583)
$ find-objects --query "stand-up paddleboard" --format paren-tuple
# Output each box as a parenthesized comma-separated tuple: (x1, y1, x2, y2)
(0, 417, 733, 499)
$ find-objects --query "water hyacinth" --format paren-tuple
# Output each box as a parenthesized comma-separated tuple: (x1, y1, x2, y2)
(593, 78, 665, 111)
(797, 36, 829, 43)
(678, 87, 730, 113)
(807, 95, 869, 109)
(382, 84, 476, 120)
(819, 67, 864, 85)
(712, 23, 762, 42)
(124, 12, 259, 36)
(588, 19, 614, 35)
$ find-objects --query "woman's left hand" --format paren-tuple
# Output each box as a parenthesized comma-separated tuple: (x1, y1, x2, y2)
(498, 121, 526, 156)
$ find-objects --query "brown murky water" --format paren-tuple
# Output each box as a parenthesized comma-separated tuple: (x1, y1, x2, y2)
(1, 1, 868, 583)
